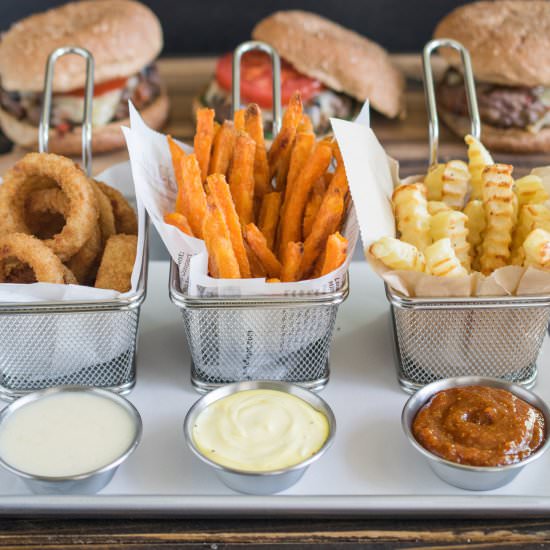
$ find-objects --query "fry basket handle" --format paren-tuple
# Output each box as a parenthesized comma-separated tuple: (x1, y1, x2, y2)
(422, 38, 480, 166)
(39, 46, 95, 176)
(232, 40, 282, 136)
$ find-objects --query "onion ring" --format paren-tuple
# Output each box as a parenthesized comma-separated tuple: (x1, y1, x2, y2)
(0, 153, 98, 260)
(95, 234, 137, 292)
(92, 181, 116, 243)
(26, 188, 102, 284)
(0, 233, 65, 284)
(95, 181, 137, 235)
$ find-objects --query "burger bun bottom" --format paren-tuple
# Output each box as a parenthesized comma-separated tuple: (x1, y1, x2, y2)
(0, 91, 170, 155)
(440, 108, 550, 154)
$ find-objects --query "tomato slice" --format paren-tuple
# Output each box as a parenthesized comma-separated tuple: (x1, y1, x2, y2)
(60, 77, 128, 98)
(216, 51, 324, 108)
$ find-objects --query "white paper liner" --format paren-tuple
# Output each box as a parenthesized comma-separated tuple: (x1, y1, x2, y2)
(124, 102, 359, 297)
(331, 114, 550, 298)
(0, 160, 146, 303)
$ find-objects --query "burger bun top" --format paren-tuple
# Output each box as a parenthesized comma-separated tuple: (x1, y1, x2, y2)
(434, 0, 550, 87)
(252, 10, 405, 118)
(0, 0, 163, 93)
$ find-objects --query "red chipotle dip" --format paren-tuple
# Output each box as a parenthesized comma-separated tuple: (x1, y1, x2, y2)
(412, 385, 546, 467)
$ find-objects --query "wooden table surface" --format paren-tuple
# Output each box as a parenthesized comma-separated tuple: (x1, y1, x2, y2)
(3, 55, 550, 548)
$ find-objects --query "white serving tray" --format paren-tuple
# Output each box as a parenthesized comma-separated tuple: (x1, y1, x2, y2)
(2, 261, 550, 518)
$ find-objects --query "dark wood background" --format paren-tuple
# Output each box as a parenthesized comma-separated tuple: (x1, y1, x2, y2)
(0, 0, 473, 55)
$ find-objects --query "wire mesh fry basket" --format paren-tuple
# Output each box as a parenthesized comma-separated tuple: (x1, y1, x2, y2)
(0, 47, 148, 401)
(169, 263, 348, 392)
(389, 39, 550, 393)
(169, 41, 349, 392)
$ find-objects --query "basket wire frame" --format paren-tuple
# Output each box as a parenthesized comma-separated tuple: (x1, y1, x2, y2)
(0, 46, 147, 401)
(386, 39, 550, 393)
(169, 262, 348, 393)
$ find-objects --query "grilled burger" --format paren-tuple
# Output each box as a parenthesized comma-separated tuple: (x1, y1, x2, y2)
(434, 0, 550, 153)
(195, 10, 406, 137)
(0, 0, 169, 155)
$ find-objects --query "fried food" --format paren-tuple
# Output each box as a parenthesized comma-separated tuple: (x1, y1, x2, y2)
(165, 93, 351, 282)
(425, 238, 468, 277)
(0, 153, 98, 261)
(479, 164, 515, 274)
(0, 233, 66, 284)
(202, 196, 241, 279)
(321, 232, 348, 276)
(95, 180, 138, 235)
(245, 103, 270, 204)
(26, 187, 102, 284)
(463, 199, 486, 270)
(94, 234, 138, 293)
(392, 183, 431, 251)
(245, 223, 282, 278)
(424, 164, 445, 201)
(229, 132, 256, 226)
(430, 210, 470, 270)
(207, 174, 251, 278)
(369, 236, 425, 272)
(514, 175, 549, 207)
(523, 228, 550, 269)
(194, 108, 215, 182)
(465, 134, 494, 201)
(441, 160, 469, 210)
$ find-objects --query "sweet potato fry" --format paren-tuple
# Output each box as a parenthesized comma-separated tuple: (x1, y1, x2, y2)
(234, 108, 246, 132)
(281, 241, 304, 282)
(244, 241, 266, 278)
(245, 223, 282, 278)
(278, 142, 333, 255)
(299, 187, 345, 278)
(297, 114, 314, 134)
(209, 120, 236, 177)
(320, 232, 347, 276)
(207, 173, 251, 278)
(229, 132, 256, 225)
(258, 191, 282, 250)
(303, 177, 328, 239)
(245, 103, 271, 203)
(266, 278, 281, 283)
(167, 136, 186, 214)
(202, 196, 241, 279)
(276, 143, 293, 192)
(194, 108, 215, 182)
(180, 153, 207, 239)
(268, 92, 303, 179)
(284, 131, 315, 205)
(163, 212, 194, 237)
(328, 164, 349, 196)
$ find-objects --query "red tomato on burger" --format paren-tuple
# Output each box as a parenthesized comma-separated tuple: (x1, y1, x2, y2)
(60, 77, 128, 98)
(216, 51, 323, 108)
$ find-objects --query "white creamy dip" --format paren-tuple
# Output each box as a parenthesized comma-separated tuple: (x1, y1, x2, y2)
(192, 389, 329, 472)
(0, 392, 136, 477)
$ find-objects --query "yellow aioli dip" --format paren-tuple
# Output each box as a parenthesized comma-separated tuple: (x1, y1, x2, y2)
(192, 389, 329, 472)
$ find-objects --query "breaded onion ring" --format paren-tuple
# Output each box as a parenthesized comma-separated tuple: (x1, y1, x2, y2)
(0, 153, 98, 260)
(95, 181, 138, 235)
(95, 234, 137, 292)
(0, 233, 65, 284)
(92, 181, 116, 243)
(26, 188, 102, 284)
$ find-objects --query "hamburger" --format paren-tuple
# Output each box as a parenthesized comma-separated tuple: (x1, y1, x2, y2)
(434, 0, 550, 153)
(196, 10, 405, 137)
(0, 0, 169, 155)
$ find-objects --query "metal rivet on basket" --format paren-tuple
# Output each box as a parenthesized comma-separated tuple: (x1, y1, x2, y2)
(232, 40, 282, 137)
(422, 38, 481, 166)
(39, 46, 95, 176)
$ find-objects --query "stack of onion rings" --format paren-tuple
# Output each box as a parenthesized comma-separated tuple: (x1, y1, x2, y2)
(0, 152, 138, 289)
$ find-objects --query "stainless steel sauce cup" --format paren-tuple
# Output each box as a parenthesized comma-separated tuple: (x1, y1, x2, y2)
(183, 380, 336, 494)
(0, 386, 142, 494)
(402, 376, 550, 491)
